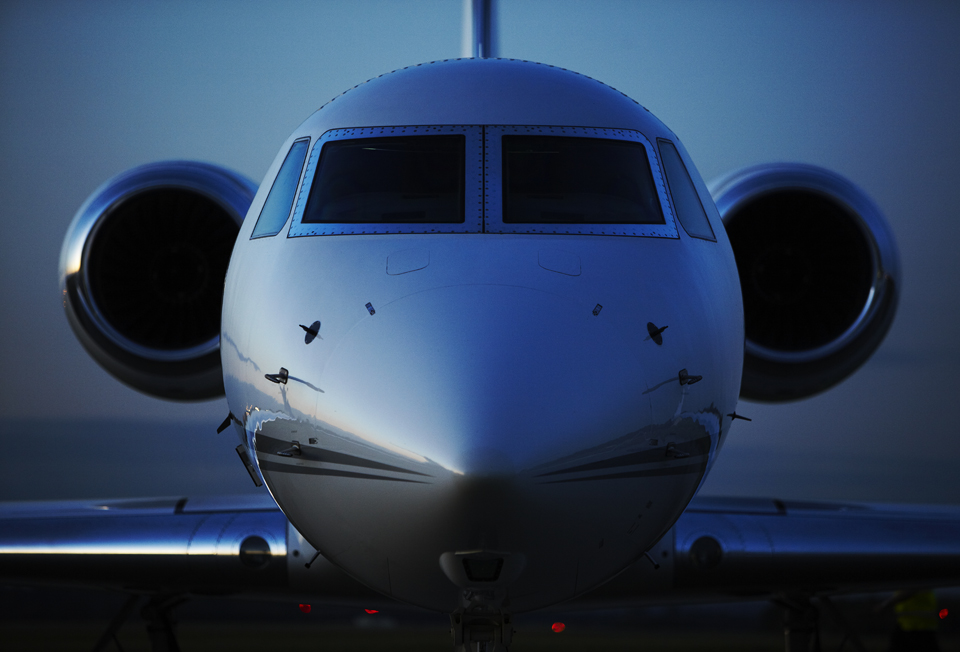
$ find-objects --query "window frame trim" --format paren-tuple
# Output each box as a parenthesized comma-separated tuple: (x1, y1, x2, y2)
(287, 125, 680, 239)
(250, 137, 311, 240)
(484, 126, 679, 238)
(657, 138, 717, 242)
(288, 126, 484, 237)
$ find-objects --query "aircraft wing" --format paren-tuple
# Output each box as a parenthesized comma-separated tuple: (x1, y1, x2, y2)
(0, 493, 387, 608)
(579, 496, 960, 607)
(2, 494, 959, 608)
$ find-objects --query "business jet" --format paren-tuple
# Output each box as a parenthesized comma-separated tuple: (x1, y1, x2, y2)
(4, 3, 960, 651)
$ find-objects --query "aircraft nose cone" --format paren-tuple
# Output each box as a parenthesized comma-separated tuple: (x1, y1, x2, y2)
(318, 284, 649, 476)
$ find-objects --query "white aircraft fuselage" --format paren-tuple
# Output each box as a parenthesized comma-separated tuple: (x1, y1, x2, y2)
(221, 59, 743, 612)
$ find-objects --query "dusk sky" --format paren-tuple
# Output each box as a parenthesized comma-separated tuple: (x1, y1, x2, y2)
(1, 1, 958, 505)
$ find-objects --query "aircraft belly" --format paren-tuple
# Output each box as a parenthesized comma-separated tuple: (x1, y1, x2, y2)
(255, 413, 708, 612)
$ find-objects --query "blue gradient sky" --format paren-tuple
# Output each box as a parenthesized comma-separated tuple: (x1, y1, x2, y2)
(1, 1, 958, 504)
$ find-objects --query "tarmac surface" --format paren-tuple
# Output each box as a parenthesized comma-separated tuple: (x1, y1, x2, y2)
(3, 585, 960, 651)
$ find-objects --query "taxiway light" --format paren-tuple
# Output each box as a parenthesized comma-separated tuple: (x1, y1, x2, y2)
(941, 609, 949, 619)
(552, 622, 566, 633)
(299, 604, 311, 613)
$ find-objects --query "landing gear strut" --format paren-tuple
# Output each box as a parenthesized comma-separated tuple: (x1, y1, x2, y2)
(450, 609, 514, 652)
(778, 593, 821, 652)
(91, 594, 186, 652)
(775, 593, 867, 652)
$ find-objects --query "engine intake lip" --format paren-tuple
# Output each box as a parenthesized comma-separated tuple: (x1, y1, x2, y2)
(60, 161, 256, 399)
(60, 162, 254, 365)
(711, 163, 900, 366)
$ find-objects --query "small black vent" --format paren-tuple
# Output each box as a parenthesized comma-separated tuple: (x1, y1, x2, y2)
(239, 535, 272, 569)
(689, 536, 722, 571)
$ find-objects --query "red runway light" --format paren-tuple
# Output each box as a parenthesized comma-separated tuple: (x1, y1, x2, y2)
(299, 604, 311, 613)
(364, 609, 379, 614)
(552, 622, 565, 633)
(940, 609, 949, 619)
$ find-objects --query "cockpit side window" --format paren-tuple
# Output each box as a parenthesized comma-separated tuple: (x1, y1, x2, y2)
(658, 139, 716, 241)
(502, 135, 664, 225)
(251, 138, 309, 239)
(302, 135, 465, 225)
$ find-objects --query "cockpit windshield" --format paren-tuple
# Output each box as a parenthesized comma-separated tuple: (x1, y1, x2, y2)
(287, 126, 678, 238)
(502, 135, 665, 225)
(302, 135, 465, 224)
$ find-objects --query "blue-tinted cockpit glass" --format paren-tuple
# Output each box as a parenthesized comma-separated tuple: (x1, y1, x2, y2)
(251, 138, 310, 239)
(302, 135, 465, 224)
(502, 136, 665, 225)
(658, 139, 715, 241)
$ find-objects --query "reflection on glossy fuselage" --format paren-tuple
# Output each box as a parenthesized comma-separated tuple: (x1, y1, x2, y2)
(221, 59, 743, 612)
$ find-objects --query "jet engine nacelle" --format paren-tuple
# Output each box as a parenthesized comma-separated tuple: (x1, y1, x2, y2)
(711, 163, 899, 402)
(59, 161, 256, 400)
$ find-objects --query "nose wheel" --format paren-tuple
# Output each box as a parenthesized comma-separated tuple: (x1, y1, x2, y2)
(450, 609, 514, 652)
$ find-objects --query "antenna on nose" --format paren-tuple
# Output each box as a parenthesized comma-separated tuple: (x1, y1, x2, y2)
(462, 0, 499, 58)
